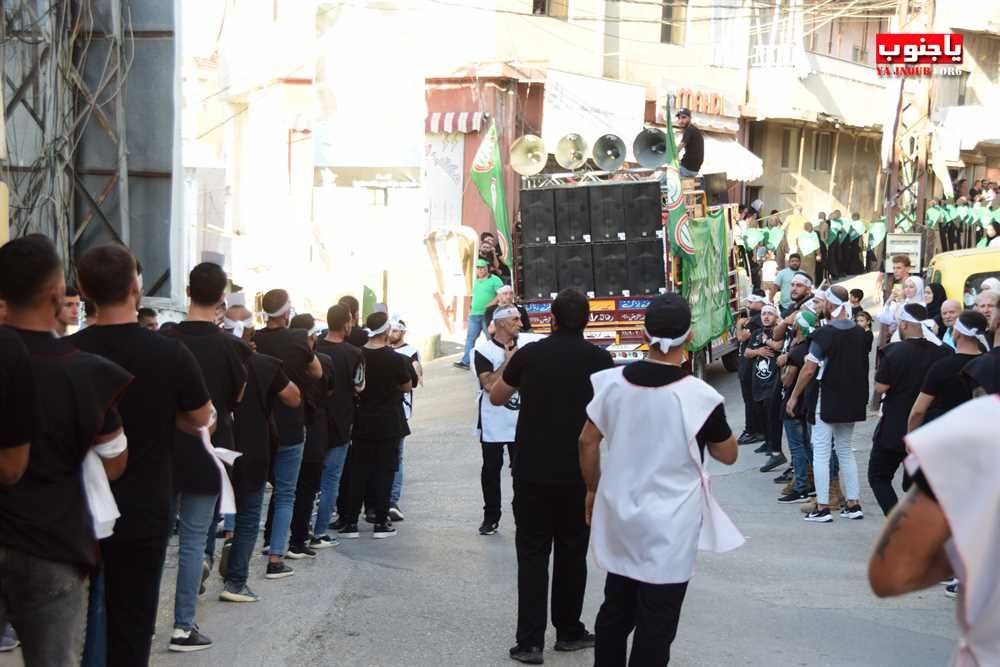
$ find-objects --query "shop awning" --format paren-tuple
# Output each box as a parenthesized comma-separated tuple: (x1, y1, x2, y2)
(678, 133, 763, 182)
(425, 111, 484, 134)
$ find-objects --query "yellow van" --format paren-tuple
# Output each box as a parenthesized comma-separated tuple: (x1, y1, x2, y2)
(924, 247, 1000, 307)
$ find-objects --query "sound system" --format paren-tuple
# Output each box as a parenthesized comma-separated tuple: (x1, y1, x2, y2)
(589, 184, 625, 242)
(627, 240, 666, 296)
(521, 245, 558, 299)
(557, 244, 594, 294)
(593, 243, 627, 296)
(702, 172, 729, 206)
(520, 189, 556, 245)
(554, 187, 590, 243)
(624, 181, 662, 240)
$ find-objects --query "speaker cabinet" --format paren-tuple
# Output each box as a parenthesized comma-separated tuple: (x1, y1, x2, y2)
(703, 172, 729, 206)
(589, 184, 625, 242)
(593, 243, 627, 296)
(627, 240, 666, 296)
(554, 187, 591, 243)
(521, 245, 558, 299)
(557, 244, 594, 295)
(624, 181, 662, 240)
(520, 189, 556, 245)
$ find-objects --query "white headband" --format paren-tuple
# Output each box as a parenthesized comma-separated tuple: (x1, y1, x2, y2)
(899, 308, 942, 346)
(791, 273, 813, 288)
(825, 290, 849, 318)
(953, 318, 988, 349)
(746, 295, 766, 304)
(365, 320, 392, 337)
(761, 304, 779, 316)
(223, 316, 254, 338)
(646, 327, 690, 351)
(264, 301, 291, 319)
(492, 306, 520, 322)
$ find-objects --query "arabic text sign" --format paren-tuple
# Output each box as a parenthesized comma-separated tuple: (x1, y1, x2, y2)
(875, 33, 963, 65)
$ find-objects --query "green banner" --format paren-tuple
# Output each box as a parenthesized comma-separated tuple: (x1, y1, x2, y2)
(682, 209, 733, 352)
(765, 226, 784, 250)
(661, 97, 694, 255)
(470, 120, 512, 265)
(797, 231, 820, 256)
(743, 228, 766, 250)
(868, 219, 887, 248)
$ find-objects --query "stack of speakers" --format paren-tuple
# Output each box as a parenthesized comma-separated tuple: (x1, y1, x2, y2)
(519, 181, 666, 300)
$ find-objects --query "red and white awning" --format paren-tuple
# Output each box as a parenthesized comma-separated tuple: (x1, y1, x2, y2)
(425, 111, 484, 134)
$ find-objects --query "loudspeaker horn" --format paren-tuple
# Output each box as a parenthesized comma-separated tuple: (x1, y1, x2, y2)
(593, 134, 626, 172)
(555, 133, 588, 171)
(633, 128, 667, 169)
(510, 135, 547, 176)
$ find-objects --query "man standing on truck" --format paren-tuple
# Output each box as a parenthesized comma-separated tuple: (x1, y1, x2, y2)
(675, 108, 704, 178)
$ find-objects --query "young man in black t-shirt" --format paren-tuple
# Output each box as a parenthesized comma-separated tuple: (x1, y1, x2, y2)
(675, 108, 704, 177)
(490, 289, 614, 664)
(313, 305, 365, 544)
(255, 290, 322, 578)
(869, 304, 952, 516)
(161, 262, 251, 651)
(745, 305, 786, 472)
(339, 312, 413, 539)
(73, 244, 215, 664)
(0, 235, 130, 666)
(339, 294, 370, 348)
(735, 293, 766, 444)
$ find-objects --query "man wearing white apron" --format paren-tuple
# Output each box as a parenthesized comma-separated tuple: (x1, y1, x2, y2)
(580, 294, 743, 666)
(473, 306, 542, 536)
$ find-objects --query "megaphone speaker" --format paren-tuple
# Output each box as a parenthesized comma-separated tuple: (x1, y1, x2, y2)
(510, 135, 548, 176)
(593, 134, 626, 172)
(555, 133, 588, 171)
(633, 128, 667, 169)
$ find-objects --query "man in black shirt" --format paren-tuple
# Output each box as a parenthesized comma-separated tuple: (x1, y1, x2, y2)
(745, 305, 787, 472)
(963, 308, 1000, 394)
(338, 312, 413, 539)
(313, 305, 365, 545)
(490, 289, 614, 664)
(676, 108, 704, 177)
(908, 310, 988, 431)
(339, 294, 370, 348)
(73, 244, 215, 665)
(735, 292, 766, 445)
(55, 285, 81, 336)
(161, 262, 251, 651)
(255, 290, 322, 579)
(869, 303, 952, 515)
(0, 235, 130, 666)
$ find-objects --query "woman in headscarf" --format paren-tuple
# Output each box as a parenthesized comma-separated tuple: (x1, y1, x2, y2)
(924, 283, 947, 331)
(878, 275, 927, 343)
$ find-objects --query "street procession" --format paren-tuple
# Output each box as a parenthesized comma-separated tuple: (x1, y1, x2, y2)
(1, 1, 999, 666)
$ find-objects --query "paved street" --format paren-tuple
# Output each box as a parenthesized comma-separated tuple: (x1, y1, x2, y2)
(2, 354, 959, 667)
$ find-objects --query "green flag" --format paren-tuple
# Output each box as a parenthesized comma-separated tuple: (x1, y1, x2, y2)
(661, 98, 693, 255)
(470, 120, 512, 265)
(682, 209, 733, 352)
(765, 226, 784, 250)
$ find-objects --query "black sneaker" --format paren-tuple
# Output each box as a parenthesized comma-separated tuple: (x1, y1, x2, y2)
(218, 538, 232, 578)
(364, 511, 378, 524)
(338, 523, 360, 539)
(772, 468, 793, 483)
(777, 490, 810, 503)
(804, 507, 833, 523)
(945, 582, 959, 599)
(738, 432, 764, 445)
(554, 632, 595, 652)
(453, 361, 470, 370)
(479, 520, 499, 535)
(753, 443, 769, 454)
(219, 585, 259, 603)
(388, 504, 405, 522)
(509, 645, 544, 664)
(373, 523, 396, 539)
(310, 534, 339, 549)
(759, 454, 788, 473)
(169, 626, 212, 652)
(330, 517, 347, 531)
(286, 544, 317, 559)
(264, 561, 295, 580)
(840, 504, 864, 520)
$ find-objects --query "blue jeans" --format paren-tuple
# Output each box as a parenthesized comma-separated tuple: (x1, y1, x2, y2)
(80, 568, 106, 667)
(268, 443, 304, 558)
(811, 401, 861, 506)
(223, 513, 235, 533)
(173, 492, 218, 630)
(224, 485, 265, 592)
(679, 164, 698, 178)
(390, 439, 405, 505)
(784, 419, 812, 493)
(314, 444, 350, 535)
(461, 314, 486, 365)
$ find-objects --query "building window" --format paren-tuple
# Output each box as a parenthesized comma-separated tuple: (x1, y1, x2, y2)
(813, 132, 833, 172)
(957, 71, 971, 105)
(747, 121, 765, 159)
(661, 0, 687, 45)
(533, 0, 569, 19)
(780, 127, 800, 170)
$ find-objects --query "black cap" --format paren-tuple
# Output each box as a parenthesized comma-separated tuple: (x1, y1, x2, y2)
(675, 107, 692, 117)
(644, 293, 691, 339)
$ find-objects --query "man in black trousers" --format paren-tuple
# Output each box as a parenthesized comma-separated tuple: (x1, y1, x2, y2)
(490, 289, 614, 665)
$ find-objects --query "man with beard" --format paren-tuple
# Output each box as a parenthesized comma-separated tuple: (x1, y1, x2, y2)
(735, 293, 766, 445)
(776, 310, 820, 502)
(339, 295, 369, 348)
(868, 303, 952, 516)
(773, 254, 801, 317)
(744, 305, 786, 472)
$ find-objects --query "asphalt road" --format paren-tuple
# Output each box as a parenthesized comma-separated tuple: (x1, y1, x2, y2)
(1, 353, 958, 667)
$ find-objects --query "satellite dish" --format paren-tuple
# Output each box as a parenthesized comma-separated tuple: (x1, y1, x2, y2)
(593, 134, 626, 172)
(510, 135, 547, 176)
(633, 128, 667, 169)
(555, 133, 588, 171)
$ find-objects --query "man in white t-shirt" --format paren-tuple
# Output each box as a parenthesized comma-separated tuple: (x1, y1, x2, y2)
(472, 306, 543, 536)
(579, 294, 742, 666)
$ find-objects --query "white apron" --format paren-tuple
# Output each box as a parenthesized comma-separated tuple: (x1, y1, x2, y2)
(587, 368, 744, 584)
(474, 333, 543, 443)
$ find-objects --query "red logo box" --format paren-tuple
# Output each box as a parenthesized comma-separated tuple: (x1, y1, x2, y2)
(876, 33, 963, 65)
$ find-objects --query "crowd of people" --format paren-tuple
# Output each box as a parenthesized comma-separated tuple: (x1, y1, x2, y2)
(0, 235, 421, 663)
